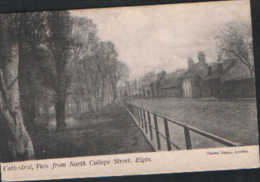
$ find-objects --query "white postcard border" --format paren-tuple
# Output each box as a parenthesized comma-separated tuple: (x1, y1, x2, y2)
(1, 145, 259, 181)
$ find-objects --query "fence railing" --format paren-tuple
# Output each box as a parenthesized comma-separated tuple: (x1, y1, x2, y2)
(125, 102, 240, 151)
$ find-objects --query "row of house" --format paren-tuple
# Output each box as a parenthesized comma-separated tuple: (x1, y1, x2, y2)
(125, 51, 255, 99)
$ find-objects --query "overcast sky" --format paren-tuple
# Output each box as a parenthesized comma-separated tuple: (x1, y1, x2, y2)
(71, 0, 252, 80)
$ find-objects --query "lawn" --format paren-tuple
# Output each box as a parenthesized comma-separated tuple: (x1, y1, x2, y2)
(32, 103, 152, 160)
(130, 97, 258, 147)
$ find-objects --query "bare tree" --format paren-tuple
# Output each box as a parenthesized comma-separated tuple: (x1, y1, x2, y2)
(216, 21, 255, 76)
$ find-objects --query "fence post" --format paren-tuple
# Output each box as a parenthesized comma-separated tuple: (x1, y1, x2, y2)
(141, 108, 145, 129)
(139, 108, 144, 129)
(147, 111, 153, 141)
(129, 104, 132, 112)
(143, 109, 148, 134)
(153, 114, 161, 150)
(135, 107, 140, 126)
(163, 118, 172, 151)
(136, 107, 139, 125)
(184, 127, 192, 149)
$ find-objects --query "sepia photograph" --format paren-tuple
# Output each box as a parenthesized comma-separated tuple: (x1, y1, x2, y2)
(0, 0, 258, 178)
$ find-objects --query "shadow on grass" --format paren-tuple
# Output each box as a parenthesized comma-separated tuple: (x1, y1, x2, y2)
(33, 103, 153, 160)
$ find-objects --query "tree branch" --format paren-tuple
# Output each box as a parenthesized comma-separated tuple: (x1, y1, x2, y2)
(222, 47, 253, 74)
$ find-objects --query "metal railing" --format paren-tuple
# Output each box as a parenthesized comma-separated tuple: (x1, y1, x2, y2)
(125, 102, 240, 151)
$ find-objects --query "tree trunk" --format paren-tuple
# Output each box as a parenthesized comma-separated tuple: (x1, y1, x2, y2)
(0, 43, 34, 161)
(0, 114, 12, 162)
(85, 86, 95, 113)
(100, 80, 106, 107)
(18, 42, 37, 136)
(23, 98, 37, 133)
(87, 94, 94, 113)
(111, 81, 117, 102)
(77, 102, 82, 113)
(55, 94, 66, 130)
(43, 102, 50, 121)
(94, 87, 100, 112)
(55, 62, 67, 130)
(112, 85, 117, 101)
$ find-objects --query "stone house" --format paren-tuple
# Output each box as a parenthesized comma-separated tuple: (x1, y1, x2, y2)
(192, 56, 255, 99)
(182, 52, 208, 98)
(139, 52, 255, 99)
(201, 58, 255, 98)
(219, 59, 255, 98)
(143, 84, 153, 97)
(159, 70, 185, 97)
(201, 62, 223, 97)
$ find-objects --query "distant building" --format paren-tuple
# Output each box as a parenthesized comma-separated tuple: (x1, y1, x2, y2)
(201, 62, 223, 97)
(159, 70, 185, 97)
(182, 52, 208, 98)
(181, 51, 255, 98)
(219, 59, 255, 98)
(201, 58, 255, 98)
(136, 51, 255, 99)
(143, 84, 152, 97)
(182, 53, 256, 98)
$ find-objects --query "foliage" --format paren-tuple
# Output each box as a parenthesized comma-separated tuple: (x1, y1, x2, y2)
(0, 10, 129, 160)
(68, 17, 129, 112)
(216, 21, 254, 76)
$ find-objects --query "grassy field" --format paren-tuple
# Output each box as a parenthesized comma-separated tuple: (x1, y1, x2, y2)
(130, 97, 258, 147)
(32, 103, 152, 160)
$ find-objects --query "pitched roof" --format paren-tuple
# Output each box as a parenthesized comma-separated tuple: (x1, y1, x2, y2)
(203, 62, 222, 80)
(160, 70, 185, 89)
(183, 60, 208, 79)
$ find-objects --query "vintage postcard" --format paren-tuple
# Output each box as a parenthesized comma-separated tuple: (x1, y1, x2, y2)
(0, 0, 259, 181)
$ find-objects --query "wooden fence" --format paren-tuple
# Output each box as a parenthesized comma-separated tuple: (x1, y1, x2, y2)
(125, 102, 240, 151)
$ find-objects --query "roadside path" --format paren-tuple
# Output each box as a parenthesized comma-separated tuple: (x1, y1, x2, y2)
(33, 103, 153, 160)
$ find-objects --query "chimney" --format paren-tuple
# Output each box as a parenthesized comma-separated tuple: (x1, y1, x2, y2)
(217, 62, 223, 75)
(187, 57, 194, 70)
(208, 66, 212, 76)
(198, 51, 206, 64)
